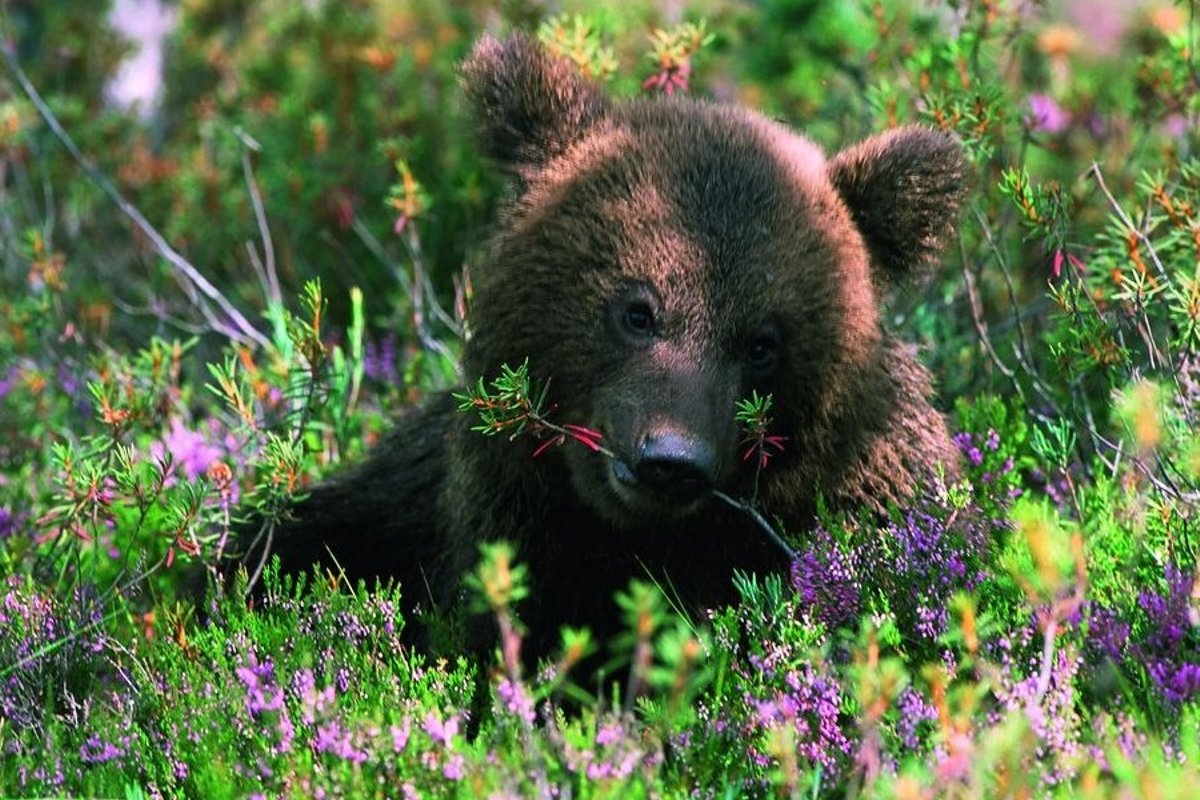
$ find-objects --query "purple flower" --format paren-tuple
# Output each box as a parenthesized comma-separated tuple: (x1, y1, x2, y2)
(0, 506, 27, 539)
(423, 711, 459, 747)
(495, 678, 535, 726)
(1137, 566, 1192, 651)
(1027, 94, 1071, 135)
(915, 604, 949, 641)
(1134, 565, 1200, 704)
(56, 363, 89, 416)
(1, 579, 105, 730)
(748, 664, 854, 776)
(391, 718, 411, 753)
(1085, 604, 1129, 661)
(235, 652, 293, 753)
(1147, 662, 1200, 704)
(595, 721, 624, 747)
(876, 509, 988, 641)
(364, 333, 400, 383)
(151, 419, 226, 481)
(952, 431, 985, 466)
(442, 753, 466, 780)
(1163, 114, 1189, 138)
(790, 527, 860, 629)
(293, 668, 335, 725)
(0, 365, 19, 401)
(562, 713, 652, 782)
(337, 610, 371, 645)
(313, 719, 368, 763)
(992, 644, 1084, 784)
(787, 498, 991, 647)
(236, 653, 285, 715)
(79, 734, 127, 765)
(896, 688, 937, 749)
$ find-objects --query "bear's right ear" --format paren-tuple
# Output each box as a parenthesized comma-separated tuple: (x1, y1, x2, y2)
(828, 127, 970, 285)
(461, 33, 611, 173)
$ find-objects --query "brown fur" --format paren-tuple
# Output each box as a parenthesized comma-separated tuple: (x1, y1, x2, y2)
(262, 34, 969, 655)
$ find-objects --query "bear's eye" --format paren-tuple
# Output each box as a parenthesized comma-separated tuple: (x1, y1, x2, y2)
(747, 327, 780, 373)
(623, 302, 656, 337)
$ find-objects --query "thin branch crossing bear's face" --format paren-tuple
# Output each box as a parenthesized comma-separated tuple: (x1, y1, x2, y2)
(461, 34, 969, 528)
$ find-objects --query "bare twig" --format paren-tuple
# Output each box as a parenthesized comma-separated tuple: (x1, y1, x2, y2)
(1089, 427, 1199, 504)
(236, 127, 282, 309)
(350, 217, 412, 292)
(1090, 162, 1172, 282)
(969, 208, 1065, 424)
(1089, 162, 1186, 396)
(246, 519, 277, 595)
(959, 235, 1021, 388)
(243, 332, 330, 594)
(350, 216, 464, 378)
(1034, 572, 1085, 705)
(111, 296, 214, 336)
(712, 490, 797, 561)
(969, 207, 1062, 419)
(402, 226, 463, 377)
(0, 42, 270, 350)
(1032, 614, 1059, 703)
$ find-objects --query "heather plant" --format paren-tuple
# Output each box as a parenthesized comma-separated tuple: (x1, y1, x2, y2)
(2, 0, 1200, 798)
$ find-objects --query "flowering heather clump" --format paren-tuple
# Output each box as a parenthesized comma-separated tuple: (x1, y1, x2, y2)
(786, 475, 998, 646)
(990, 636, 1086, 785)
(796, 501, 993, 645)
(1081, 564, 1200, 706)
(78, 733, 131, 766)
(1134, 565, 1199, 704)
(683, 579, 862, 794)
(748, 662, 855, 776)
(895, 686, 938, 750)
(552, 712, 663, 783)
(0, 577, 105, 734)
(870, 509, 991, 641)
(1085, 602, 1131, 663)
(235, 652, 294, 754)
(790, 526, 861, 630)
(494, 677, 535, 727)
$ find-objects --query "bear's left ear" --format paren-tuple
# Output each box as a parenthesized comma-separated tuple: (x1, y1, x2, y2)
(461, 33, 611, 174)
(828, 127, 970, 284)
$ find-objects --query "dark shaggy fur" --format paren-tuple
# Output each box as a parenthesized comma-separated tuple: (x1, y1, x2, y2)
(258, 33, 970, 655)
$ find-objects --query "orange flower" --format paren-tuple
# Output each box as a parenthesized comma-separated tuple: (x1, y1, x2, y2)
(1038, 25, 1081, 58)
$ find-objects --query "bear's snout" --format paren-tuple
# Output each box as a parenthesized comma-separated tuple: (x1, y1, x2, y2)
(629, 429, 718, 502)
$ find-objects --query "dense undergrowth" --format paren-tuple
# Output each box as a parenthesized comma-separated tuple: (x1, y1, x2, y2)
(1, 0, 1199, 796)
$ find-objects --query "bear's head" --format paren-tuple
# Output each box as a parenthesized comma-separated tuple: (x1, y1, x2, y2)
(460, 34, 968, 528)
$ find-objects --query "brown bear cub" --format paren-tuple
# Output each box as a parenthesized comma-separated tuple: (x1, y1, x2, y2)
(259, 33, 969, 654)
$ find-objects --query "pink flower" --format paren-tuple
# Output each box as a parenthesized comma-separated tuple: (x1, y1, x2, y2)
(152, 419, 223, 480)
(1027, 94, 1070, 135)
(423, 711, 459, 747)
(391, 719, 411, 752)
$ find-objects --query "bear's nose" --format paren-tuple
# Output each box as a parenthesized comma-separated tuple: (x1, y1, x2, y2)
(632, 431, 717, 501)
